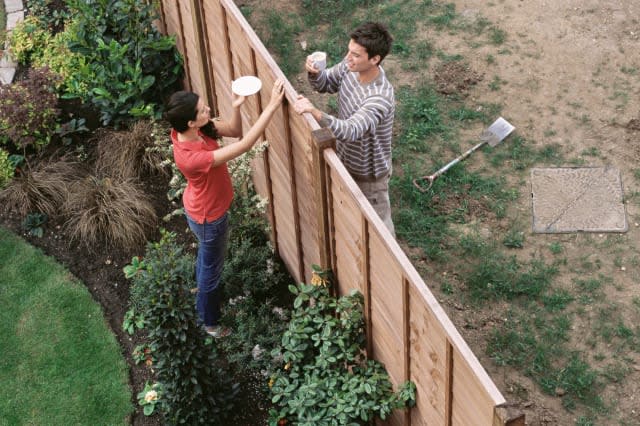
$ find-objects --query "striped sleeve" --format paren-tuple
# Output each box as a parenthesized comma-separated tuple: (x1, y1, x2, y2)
(308, 61, 349, 94)
(322, 95, 392, 142)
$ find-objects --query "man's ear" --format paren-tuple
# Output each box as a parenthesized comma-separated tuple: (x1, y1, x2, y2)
(370, 54, 381, 66)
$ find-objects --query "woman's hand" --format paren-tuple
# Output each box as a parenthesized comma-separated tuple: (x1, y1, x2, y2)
(232, 95, 246, 109)
(267, 79, 285, 108)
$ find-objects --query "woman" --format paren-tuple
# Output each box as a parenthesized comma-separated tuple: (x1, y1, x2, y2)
(164, 79, 285, 337)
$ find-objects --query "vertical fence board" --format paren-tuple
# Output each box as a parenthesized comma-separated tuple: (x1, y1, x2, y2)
(178, 1, 207, 97)
(203, 0, 233, 117)
(452, 350, 496, 426)
(408, 283, 448, 425)
(328, 165, 365, 296)
(369, 230, 404, 383)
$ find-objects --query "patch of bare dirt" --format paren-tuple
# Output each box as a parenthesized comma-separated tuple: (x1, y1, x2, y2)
(433, 61, 483, 95)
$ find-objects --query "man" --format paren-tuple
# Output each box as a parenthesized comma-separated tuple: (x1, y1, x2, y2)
(294, 22, 396, 236)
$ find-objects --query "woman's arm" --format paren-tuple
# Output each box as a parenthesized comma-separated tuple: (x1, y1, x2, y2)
(212, 95, 245, 138)
(210, 79, 285, 167)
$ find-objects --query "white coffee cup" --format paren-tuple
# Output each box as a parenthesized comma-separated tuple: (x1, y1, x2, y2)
(310, 51, 327, 71)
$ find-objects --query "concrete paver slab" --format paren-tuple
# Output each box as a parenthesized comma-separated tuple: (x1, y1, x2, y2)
(531, 167, 628, 233)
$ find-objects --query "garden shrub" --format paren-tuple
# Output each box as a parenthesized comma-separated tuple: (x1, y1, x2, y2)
(126, 230, 238, 425)
(268, 276, 416, 425)
(215, 141, 295, 374)
(62, 175, 157, 251)
(65, 0, 183, 126)
(0, 67, 60, 151)
(25, 0, 72, 33)
(7, 15, 51, 64)
(0, 149, 14, 189)
(9, 15, 88, 98)
(218, 219, 294, 375)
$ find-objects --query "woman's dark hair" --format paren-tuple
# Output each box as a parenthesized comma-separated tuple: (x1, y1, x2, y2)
(163, 91, 218, 139)
(350, 22, 393, 65)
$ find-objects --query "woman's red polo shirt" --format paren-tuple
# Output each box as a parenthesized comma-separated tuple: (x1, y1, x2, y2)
(171, 129, 233, 223)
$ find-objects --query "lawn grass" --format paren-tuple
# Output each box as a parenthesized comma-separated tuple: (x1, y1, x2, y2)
(0, 227, 132, 425)
(0, 0, 6, 47)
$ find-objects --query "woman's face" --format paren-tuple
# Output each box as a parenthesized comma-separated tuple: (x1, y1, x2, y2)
(190, 97, 211, 128)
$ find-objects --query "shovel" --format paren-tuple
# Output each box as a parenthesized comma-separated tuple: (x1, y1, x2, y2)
(412, 117, 515, 192)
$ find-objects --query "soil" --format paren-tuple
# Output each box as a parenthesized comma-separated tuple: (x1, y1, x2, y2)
(412, 2, 640, 424)
(391, 1, 640, 425)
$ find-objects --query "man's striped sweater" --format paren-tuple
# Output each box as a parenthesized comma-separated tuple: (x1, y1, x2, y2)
(309, 60, 395, 181)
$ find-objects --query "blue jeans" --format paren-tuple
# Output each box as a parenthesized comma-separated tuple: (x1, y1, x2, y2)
(186, 212, 229, 327)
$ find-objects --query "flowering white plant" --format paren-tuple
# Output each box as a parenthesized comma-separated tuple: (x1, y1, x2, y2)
(137, 381, 162, 416)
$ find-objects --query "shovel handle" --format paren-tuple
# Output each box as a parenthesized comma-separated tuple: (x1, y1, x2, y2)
(413, 140, 488, 193)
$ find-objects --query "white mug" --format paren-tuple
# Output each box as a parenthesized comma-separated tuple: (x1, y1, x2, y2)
(310, 51, 327, 71)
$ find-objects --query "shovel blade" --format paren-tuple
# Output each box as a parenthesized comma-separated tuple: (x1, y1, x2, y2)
(480, 117, 515, 147)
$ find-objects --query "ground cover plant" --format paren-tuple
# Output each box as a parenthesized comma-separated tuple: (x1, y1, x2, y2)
(0, 227, 132, 424)
(269, 277, 416, 425)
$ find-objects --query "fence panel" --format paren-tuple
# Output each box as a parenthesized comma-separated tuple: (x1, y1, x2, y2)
(158, 1, 523, 424)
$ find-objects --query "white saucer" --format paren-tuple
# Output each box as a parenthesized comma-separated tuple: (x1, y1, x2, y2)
(231, 76, 262, 96)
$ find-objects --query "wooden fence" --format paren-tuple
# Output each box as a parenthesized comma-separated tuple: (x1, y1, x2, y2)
(158, 1, 524, 425)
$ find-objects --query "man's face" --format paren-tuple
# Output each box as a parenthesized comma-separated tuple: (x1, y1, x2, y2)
(345, 39, 380, 73)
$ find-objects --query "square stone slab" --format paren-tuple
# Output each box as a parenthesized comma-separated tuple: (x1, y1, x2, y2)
(531, 167, 628, 233)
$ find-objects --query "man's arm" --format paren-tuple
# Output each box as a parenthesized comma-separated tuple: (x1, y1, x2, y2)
(307, 60, 347, 94)
(294, 95, 392, 142)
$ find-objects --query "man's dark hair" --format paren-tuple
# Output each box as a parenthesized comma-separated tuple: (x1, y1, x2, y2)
(350, 22, 393, 65)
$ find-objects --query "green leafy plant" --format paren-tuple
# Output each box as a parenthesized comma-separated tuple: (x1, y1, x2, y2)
(126, 230, 238, 424)
(21, 212, 48, 237)
(0, 149, 14, 189)
(25, 0, 72, 33)
(55, 117, 89, 146)
(65, 0, 183, 126)
(7, 15, 51, 65)
(137, 381, 162, 416)
(123, 255, 146, 279)
(122, 307, 145, 335)
(268, 275, 416, 425)
(132, 343, 155, 367)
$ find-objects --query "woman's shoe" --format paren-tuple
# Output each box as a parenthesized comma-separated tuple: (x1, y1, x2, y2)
(205, 325, 232, 338)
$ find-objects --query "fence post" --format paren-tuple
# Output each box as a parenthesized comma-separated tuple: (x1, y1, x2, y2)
(493, 403, 525, 426)
(310, 128, 335, 273)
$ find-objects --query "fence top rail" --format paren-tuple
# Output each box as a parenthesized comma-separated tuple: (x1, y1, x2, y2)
(323, 148, 507, 406)
(220, 0, 317, 128)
